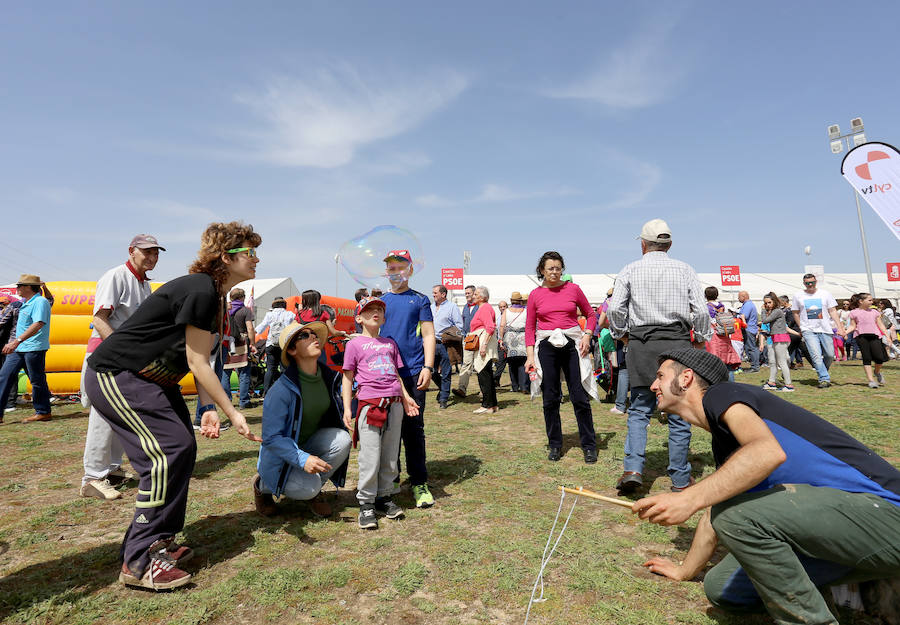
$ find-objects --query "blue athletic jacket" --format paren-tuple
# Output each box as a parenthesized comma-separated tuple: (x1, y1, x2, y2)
(256, 363, 348, 498)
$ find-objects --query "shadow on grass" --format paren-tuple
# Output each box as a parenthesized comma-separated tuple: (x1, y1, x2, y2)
(192, 449, 258, 479)
(560, 431, 615, 456)
(0, 541, 121, 621)
(0, 508, 325, 620)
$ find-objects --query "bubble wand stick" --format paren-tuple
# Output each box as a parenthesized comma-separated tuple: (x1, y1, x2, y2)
(558, 486, 633, 509)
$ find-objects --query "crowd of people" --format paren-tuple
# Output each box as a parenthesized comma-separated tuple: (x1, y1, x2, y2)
(1, 218, 898, 623)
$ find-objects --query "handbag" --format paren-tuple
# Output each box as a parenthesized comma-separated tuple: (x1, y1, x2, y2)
(464, 332, 479, 351)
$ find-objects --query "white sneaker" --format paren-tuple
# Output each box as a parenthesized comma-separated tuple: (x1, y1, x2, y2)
(473, 407, 489, 414)
(80, 478, 122, 500)
(4, 407, 13, 413)
(609, 407, 626, 414)
(108, 467, 135, 482)
(876, 372, 885, 385)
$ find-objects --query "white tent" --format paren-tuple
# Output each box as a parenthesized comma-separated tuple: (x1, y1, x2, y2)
(461, 273, 900, 310)
(231, 277, 300, 324)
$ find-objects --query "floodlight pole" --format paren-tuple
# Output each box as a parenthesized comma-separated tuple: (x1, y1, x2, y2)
(827, 120, 877, 296)
(852, 189, 877, 295)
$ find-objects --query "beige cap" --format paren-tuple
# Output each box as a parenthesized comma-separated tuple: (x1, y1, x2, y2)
(638, 219, 672, 243)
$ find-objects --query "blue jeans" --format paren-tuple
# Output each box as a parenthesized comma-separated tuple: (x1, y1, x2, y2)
(614, 367, 629, 412)
(433, 342, 452, 403)
(0, 350, 50, 415)
(258, 427, 351, 500)
(743, 331, 760, 370)
(236, 364, 251, 406)
(801, 331, 834, 382)
(625, 386, 691, 488)
(194, 351, 232, 425)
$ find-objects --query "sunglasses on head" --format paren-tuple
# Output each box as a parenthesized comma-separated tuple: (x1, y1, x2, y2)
(227, 247, 257, 258)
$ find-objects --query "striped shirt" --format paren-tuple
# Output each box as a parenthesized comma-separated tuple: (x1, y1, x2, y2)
(608, 251, 711, 341)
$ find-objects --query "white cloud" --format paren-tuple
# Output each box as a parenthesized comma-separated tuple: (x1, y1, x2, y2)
(415, 193, 456, 208)
(30, 187, 78, 204)
(603, 159, 662, 210)
(544, 15, 687, 109)
(234, 64, 468, 168)
(475, 183, 579, 203)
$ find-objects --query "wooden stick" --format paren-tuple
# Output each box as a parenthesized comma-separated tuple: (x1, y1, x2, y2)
(559, 486, 634, 509)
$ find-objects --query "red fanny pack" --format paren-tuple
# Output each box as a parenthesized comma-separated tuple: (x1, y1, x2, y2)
(352, 396, 401, 447)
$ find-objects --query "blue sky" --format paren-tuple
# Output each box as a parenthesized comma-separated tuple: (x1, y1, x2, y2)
(2, 2, 899, 297)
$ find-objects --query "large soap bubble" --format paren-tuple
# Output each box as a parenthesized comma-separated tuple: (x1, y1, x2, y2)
(339, 225, 425, 291)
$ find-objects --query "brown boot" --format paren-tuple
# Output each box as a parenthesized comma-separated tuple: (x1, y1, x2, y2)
(252, 475, 278, 517)
(307, 492, 332, 518)
(22, 413, 51, 423)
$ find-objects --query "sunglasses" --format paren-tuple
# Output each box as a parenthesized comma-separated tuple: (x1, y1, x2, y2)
(804, 281, 816, 286)
(297, 331, 316, 341)
(227, 247, 258, 258)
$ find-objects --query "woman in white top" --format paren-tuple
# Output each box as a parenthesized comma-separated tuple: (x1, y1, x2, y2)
(500, 291, 528, 393)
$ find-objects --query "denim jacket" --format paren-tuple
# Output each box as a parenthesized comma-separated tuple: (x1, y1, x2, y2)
(256, 363, 348, 497)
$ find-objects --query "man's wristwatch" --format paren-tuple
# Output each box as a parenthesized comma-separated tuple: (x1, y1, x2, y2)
(423, 366, 434, 373)
(199, 404, 216, 414)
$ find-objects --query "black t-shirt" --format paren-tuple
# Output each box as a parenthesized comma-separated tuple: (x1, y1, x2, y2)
(89, 273, 222, 386)
(230, 306, 253, 348)
(703, 382, 900, 507)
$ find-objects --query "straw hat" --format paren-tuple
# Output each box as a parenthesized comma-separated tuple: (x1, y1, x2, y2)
(279, 321, 328, 367)
(16, 274, 44, 287)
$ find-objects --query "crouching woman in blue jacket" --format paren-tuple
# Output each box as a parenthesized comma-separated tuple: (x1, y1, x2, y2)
(253, 320, 351, 517)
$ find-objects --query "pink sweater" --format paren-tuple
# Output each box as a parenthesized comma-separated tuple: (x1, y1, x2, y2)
(470, 304, 496, 335)
(525, 282, 597, 345)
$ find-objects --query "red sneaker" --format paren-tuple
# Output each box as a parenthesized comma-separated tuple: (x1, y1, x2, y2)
(119, 542, 192, 590)
(161, 537, 194, 564)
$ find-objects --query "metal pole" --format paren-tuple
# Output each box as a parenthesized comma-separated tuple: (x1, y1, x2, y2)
(334, 254, 339, 296)
(853, 190, 877, 296)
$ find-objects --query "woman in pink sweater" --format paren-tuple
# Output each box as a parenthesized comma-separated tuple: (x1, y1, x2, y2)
(524, 251, 598, 463)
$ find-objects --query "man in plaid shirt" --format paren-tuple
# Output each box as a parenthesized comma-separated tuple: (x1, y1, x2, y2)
(608, 219, 711, 494)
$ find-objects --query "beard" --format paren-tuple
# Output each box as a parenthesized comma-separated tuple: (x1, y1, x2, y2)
(669, 378, 685, 398)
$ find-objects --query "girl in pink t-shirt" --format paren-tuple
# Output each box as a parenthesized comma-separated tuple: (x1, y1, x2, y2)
(847, 293, 889, 388)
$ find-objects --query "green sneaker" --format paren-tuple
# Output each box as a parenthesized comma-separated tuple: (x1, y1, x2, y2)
(412, 484, 434, 508)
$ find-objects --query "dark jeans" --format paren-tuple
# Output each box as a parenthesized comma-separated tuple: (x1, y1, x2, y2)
(194, 350, 231, 426)
(399, 376, 427, 486)
(0, 350, 50, 414)
(0, 353, 19, 409)
(506, 356, 527, 392)
(263, 344, 283, 395)
(433, 342, 452, 403)
(538, 339, 596, 451)
(493, 349, 506, 384)
(476, 361, 497, 408)
(845, 331, 859, 359)
(743, 331, 760, 369)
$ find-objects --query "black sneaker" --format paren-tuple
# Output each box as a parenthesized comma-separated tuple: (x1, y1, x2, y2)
(374, 497, 404, 519)
(358, 504, 378, 529)
(583, 448, 598, 464)
(548, 447, 561, 462)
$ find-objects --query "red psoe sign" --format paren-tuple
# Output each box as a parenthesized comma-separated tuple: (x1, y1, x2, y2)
(720, 265, 741, 286)
(888, 262, 900, 282)
(441, 268, 464, 289)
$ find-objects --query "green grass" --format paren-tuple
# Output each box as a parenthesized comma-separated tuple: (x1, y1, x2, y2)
(0, 360, 896, 624)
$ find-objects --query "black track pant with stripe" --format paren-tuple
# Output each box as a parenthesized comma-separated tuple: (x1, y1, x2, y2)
(84, 367, 197, 576)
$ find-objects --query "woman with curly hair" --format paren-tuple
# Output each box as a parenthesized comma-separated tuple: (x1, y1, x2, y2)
(84, 222, 263, 591)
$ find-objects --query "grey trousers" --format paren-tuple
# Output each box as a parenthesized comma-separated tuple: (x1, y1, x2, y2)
(355, 401, 404, 504)
(766, 341, 792, 386)
(82, 406, 126, 485)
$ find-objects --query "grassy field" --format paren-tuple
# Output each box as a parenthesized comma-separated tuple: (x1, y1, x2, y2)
(0, 359, 897, 625)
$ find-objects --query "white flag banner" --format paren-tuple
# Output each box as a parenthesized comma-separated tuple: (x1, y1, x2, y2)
(841, 141, 900, 242)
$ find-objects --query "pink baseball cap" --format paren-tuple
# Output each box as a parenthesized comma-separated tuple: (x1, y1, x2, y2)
(383, 249, 412, 263)
(355, 296, 385, 316)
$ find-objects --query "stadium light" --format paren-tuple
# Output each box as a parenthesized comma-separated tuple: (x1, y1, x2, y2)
(825, 117, 876, 295)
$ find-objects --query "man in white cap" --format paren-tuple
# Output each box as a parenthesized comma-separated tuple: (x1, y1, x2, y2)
(607, 219, 711, 494)
(79, 234, 164, 500)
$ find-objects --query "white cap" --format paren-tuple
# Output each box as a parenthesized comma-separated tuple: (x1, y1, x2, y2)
(638, 218, 672, 243)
